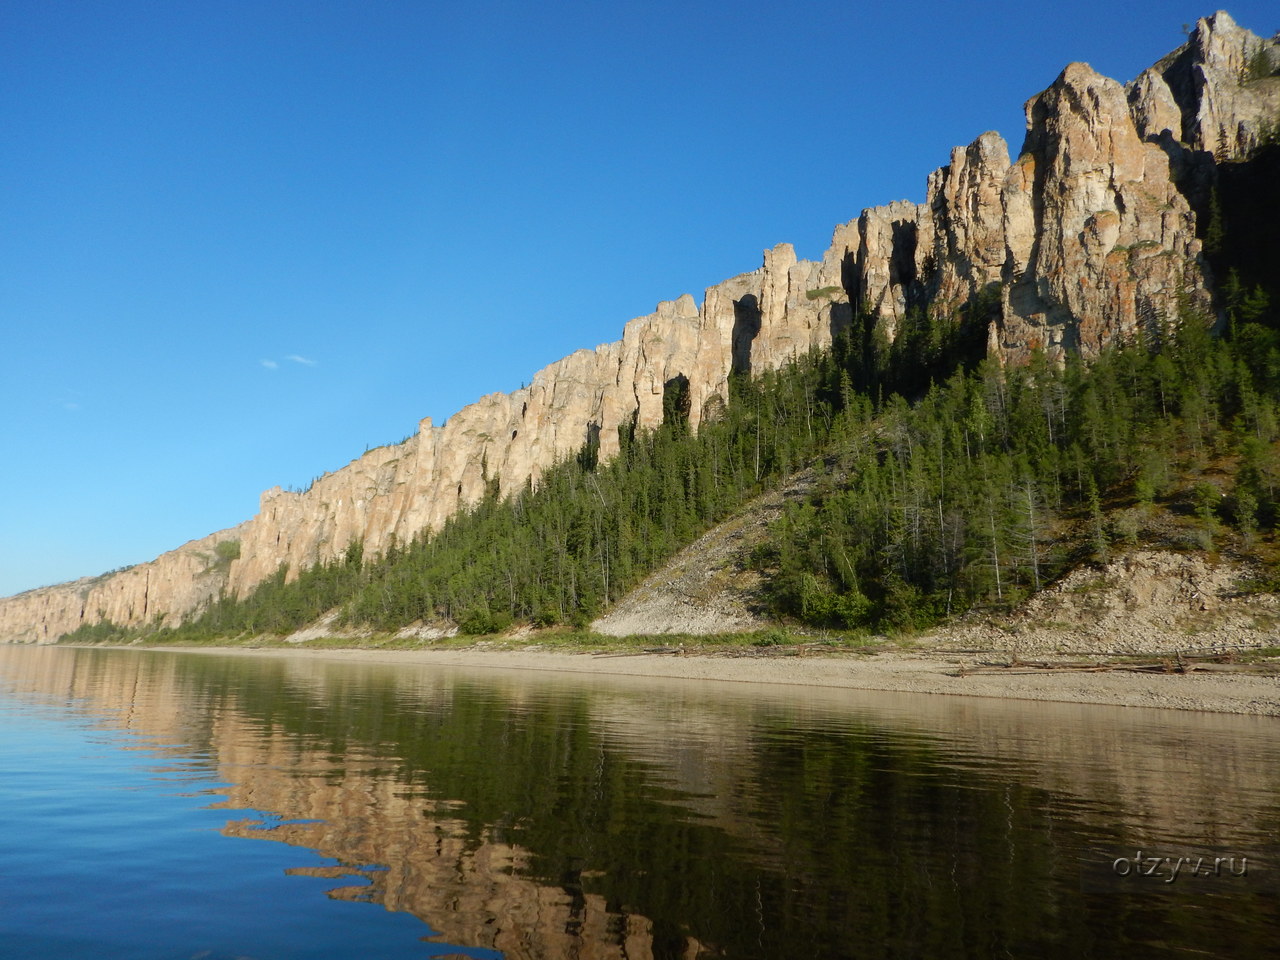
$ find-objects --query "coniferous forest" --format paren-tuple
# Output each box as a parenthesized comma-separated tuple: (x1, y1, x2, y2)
(62, 143, 1280, 645)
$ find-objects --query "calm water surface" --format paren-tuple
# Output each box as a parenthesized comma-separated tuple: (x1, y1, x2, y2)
(0, 646, 1277, 959)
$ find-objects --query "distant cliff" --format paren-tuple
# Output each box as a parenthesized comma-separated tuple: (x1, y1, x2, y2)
(4, 10, 1277, 643)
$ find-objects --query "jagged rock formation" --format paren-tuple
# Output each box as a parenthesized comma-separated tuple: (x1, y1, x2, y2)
(2, 11, 1277, 642)
(856, 10, 1278, 363)
(225, 240, 850, 598)
(1136, 10, 1280, 158)
(0, 525, 248, 644)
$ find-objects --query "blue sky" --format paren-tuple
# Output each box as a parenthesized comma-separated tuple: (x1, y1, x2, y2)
(2, 1, 1276, 598)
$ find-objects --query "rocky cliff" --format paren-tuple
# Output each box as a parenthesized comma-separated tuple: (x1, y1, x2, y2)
(855, 10, 1278, 362)
(0, 525, 249, 644)
(3, 11, 1277, 642)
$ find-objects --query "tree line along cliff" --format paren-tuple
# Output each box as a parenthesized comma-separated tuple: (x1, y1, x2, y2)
(3, 10, 1278, 643)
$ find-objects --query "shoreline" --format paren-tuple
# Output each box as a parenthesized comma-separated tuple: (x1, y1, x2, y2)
(112, 644, 1280, 717)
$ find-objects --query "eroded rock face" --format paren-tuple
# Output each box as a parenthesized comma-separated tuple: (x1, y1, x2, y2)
(223, 242, 850, 600)
(854, 199, 929, 342)
(3, 12, 1275, 640)
(0, 230, 853, 641)
(1136, 10, 1280, 159)
(997, 60, 1212, 361)
(0, 526, 247, 644)
(927, 132, 1012, 310)
(856, 14, 1278, 366)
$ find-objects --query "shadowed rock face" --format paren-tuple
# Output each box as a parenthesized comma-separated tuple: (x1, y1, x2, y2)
(856, 12, 1279, 365)
(4, 12, 1277, 641)
(1136, 10, 1280, 158)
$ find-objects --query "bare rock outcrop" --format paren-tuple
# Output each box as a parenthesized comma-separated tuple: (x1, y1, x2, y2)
(927, 132, 1011, 310)
(1134, 10, 1280, 159)
(998, 60, 1212, 361)
(223, 242, 851, 600)
(856, 13, 1278, 365)
(0, 525, 247, 644)
(3, 11, 1276, 641)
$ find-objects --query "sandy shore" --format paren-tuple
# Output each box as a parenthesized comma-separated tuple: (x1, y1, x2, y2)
(137, 645, 1280, 717)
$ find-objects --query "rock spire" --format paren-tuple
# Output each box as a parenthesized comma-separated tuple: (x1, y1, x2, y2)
(3, 11, 1276, 641)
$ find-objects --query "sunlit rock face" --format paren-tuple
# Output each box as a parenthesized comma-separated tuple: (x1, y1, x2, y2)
(997, 60, 1212, 363)
(1132, 10, 1280, 158)
(2, 12, 1275, 639)
(852, 14, 1279, 365)
(0, 526, 247, 644)
(222, 241, 849, 600)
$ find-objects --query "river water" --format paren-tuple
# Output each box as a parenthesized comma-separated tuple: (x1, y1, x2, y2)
(0, 645, 1276, 959)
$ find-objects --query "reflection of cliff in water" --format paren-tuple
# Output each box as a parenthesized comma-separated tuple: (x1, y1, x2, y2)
(3, 646, 1279, 959)
(218, 782, 666, 958)
(210, 701, 684, 959)
(0, 647, 674, 959)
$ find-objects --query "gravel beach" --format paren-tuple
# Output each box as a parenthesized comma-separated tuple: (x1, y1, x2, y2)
(142, 645, 1280, 716)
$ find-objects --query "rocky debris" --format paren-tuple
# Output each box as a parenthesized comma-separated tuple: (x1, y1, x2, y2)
(393, 622, 459, 642)
(592, 473, 818, 637)
(932, 550, 1279, 657)
(4, 12, 1278, 642)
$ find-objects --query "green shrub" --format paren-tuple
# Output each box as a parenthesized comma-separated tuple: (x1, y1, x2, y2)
(531, 608, 560, 628)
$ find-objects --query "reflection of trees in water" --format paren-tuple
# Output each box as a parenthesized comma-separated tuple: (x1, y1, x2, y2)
(4, 646, 1279, 960)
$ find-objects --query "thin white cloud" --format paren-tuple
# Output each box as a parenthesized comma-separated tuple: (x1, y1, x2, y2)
(286, 354, 317, 366)
(260, 359, 279, 370)
(62, 401, 80, 412)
